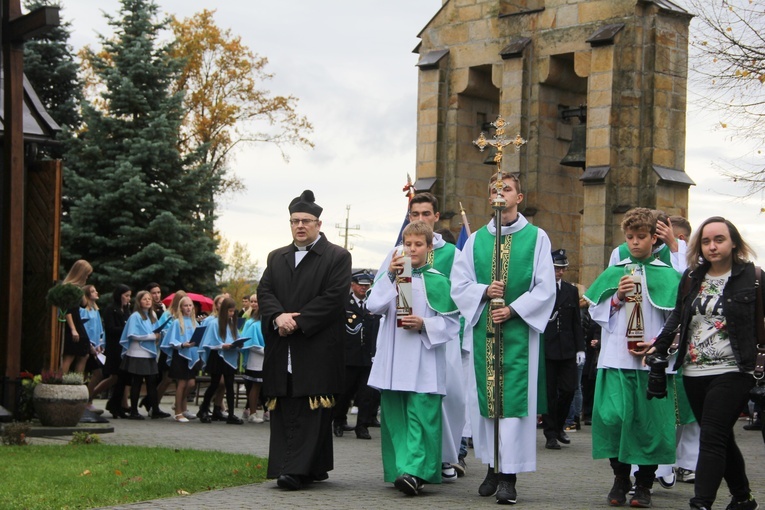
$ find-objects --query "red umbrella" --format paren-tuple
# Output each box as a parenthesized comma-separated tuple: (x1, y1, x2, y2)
(162, 292, 214, 312)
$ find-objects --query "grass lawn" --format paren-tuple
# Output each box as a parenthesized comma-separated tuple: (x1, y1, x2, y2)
(0, 444, 267, 509)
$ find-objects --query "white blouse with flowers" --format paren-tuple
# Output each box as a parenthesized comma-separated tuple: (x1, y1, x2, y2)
(683, 270, 738, 377)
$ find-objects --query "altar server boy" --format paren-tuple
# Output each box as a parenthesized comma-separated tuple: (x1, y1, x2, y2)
(367, 221, 459, 496)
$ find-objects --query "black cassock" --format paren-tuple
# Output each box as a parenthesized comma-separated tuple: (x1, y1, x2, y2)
(257, 232, 351, 479)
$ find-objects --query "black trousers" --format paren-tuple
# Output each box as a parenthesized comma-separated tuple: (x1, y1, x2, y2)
(610, 458, 657, 488)
(333, 365, 379, 427)
(684, 372, 755, 508)
(201, 352, 236, 414)
(267, 375, 334, 479)
(542, 357, 577, 439)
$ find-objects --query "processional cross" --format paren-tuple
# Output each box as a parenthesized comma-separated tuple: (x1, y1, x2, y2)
(471, 115, 527, 473)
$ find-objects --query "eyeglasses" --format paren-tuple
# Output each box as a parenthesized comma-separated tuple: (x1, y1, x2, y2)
(289, 218, 319, 226)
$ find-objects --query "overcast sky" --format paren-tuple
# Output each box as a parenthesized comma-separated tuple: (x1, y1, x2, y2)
(61, 0, 763, 278)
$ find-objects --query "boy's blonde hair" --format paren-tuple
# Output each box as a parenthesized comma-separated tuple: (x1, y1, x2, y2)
(402, 220, 433, 246)
(620, 207, 656, 235)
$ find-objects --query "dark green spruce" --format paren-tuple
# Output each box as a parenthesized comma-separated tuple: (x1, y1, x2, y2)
(61, 0, 223, 295)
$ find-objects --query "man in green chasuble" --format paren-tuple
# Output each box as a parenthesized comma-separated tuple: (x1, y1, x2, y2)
(451, 172, 556, 505)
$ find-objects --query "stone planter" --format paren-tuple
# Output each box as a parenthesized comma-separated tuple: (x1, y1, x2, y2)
(33, 383, 89, 427)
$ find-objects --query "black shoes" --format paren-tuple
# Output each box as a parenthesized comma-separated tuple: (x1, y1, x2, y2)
(496, 479, 518, 505)
(630, 485, 652, 508)
(394, 473, 423, 496)
(226, 414, 243, 425)
(557, 430, 571, 444)
(311, 472, 329, 482)
(607, 477, 632, 506)
(276, 474, 302, 491)
(343, 423, 355, 431)
(368, 418, 381, 428)
(197, 409, 212, 424)
(545, 437, 561, 450)
(333, 423, 344, 437)
(150, 409, 171, 419)
(478, 466, 499, 497)
(211, 407, 228, 421)
(106, 403, 128, 419)
(724, 494, 760, 510)
(355, 425, 371, 440)
(127, 411, 144, 420)
(743, 420, 762, 431)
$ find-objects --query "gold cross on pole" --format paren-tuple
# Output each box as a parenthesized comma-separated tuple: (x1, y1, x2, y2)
(473, 115, 527, 207)
(473, 115, 527, 170)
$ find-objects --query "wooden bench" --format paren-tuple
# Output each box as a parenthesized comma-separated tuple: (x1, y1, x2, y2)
(194, 374, 248, 409)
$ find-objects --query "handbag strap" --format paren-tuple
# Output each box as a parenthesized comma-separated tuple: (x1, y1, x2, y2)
(754, 266, 765, 381)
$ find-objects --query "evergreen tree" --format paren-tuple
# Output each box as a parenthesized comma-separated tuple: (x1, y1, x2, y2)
(61, 0, 223, 295)
(22, 0, 83, 157)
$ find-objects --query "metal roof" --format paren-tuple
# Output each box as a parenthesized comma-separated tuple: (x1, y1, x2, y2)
(0, 70, 61, 142)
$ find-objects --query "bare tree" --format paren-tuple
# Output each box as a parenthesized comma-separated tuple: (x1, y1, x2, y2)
(684, 0, 765, 192)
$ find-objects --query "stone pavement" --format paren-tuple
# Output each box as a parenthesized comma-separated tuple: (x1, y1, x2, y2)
(32, 397, 765, 510)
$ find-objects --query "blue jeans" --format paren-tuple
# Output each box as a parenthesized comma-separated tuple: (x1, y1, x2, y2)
(459, 436, 468, 458)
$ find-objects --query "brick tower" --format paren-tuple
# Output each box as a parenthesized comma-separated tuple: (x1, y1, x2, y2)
(414, 0, 694, 285)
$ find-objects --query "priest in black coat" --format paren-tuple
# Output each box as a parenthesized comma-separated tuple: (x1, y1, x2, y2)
(257, 190, 352, 491)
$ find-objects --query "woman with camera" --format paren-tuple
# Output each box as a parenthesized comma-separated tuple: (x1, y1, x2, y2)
(651, 217, 763, 510)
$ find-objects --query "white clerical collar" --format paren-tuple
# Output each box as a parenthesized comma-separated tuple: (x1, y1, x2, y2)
(294, 238, 319, 252)
(487, 213, 528, 235)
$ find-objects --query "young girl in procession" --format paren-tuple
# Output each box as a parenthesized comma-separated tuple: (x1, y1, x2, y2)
(649, 217, 762, 510)
(198, 294, 230, 419)
(119, 290, 170, 420)
(80, 285, 105, 414)
(163, 296, 200, 423)
(240, 294, 266, 423)
(149, 291, 187, 414)
(96, 284, 132, 418)
(60, 259, 93, 374)
(366, 221, 460, 496)
(197, 297, 245, 425)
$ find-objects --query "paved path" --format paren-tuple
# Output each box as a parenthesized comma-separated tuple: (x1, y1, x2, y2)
(33, 398, 765, 510)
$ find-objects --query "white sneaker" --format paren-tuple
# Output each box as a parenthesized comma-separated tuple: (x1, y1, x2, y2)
(442, 462, 458, 483)
(676, 467, 695, 483)
(242, 408, 250, 419)
(174, 414, 189, 423)
(263, 410, 270, 422)
(248, 410, 264, 423)
(182, 410, 197, 420)
(657, 468, 676, 489)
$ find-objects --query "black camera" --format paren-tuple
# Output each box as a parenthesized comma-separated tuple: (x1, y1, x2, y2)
(645, 354, 669, 400)
(750, 383, 765, 405)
